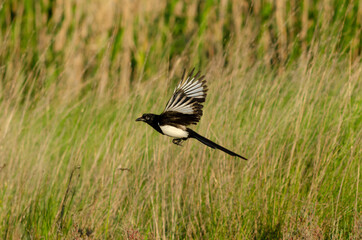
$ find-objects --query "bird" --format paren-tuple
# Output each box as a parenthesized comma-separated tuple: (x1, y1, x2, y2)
(136, 68, 247, 160)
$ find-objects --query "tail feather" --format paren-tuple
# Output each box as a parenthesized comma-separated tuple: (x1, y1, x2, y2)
(187, 129, 247, 160)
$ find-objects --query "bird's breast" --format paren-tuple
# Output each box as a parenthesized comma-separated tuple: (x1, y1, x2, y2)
(160, 125, 189, 138)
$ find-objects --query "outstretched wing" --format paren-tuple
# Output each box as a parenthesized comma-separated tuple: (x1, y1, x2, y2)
(160, 69, 208, 126)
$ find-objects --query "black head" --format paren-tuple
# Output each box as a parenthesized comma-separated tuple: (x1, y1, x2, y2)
(135, 113, 157, 124)
(136, 113, 163, 134)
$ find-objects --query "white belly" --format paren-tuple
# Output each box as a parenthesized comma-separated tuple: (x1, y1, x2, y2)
(160, 125, 188, 138)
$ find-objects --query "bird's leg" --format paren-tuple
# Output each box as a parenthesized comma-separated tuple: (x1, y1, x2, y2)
(172, 138, 183, 146)
(172, 138, 187, 146)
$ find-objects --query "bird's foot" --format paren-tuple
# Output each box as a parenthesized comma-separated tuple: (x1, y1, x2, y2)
(172, 138, 184, 146)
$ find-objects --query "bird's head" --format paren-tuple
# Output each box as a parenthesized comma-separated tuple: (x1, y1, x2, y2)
(136, 113, 156, 124)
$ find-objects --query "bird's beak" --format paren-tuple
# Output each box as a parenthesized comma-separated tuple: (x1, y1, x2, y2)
(136, 116, 145, 122)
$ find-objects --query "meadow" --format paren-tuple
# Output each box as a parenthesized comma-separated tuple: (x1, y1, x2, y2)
(0, 0, 361, 239)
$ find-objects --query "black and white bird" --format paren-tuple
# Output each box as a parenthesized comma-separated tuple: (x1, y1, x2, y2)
(136, 69, 247, 160)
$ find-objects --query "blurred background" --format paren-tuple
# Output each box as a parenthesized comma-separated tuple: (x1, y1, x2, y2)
(0, 0, 360, 99)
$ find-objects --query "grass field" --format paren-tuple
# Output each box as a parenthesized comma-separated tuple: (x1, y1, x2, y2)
(0, 0, 361, 239)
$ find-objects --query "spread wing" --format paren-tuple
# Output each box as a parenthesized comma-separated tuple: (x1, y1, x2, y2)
(160, 69, 208, 126)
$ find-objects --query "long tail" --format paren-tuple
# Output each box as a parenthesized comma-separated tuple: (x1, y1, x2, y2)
(187, 129, 247, 160)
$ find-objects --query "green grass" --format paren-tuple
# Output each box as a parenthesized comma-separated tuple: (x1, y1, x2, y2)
(0, 53, 360, 239)
(0, 0, 361, 239)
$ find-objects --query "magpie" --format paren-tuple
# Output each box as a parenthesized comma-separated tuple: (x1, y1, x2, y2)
(136, 69, 247, 160)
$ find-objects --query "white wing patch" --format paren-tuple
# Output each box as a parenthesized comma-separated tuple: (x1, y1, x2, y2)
(164, 71, 207, 114)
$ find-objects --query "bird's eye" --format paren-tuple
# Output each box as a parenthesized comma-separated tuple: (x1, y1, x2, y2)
(145, 116, 150, 120)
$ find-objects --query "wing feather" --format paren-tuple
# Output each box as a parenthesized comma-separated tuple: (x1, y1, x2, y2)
(161, 68, 208, 126)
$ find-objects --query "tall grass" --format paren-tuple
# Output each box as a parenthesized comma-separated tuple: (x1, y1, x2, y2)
(0, 0, 360, 98)
(0, 0, 361, 239)
(0, 51, 360, 238)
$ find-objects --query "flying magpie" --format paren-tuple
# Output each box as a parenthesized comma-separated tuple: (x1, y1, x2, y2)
(136, 69, 247, 160)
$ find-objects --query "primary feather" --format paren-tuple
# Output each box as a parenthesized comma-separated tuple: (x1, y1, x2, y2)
(161, 69, 208, 126)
